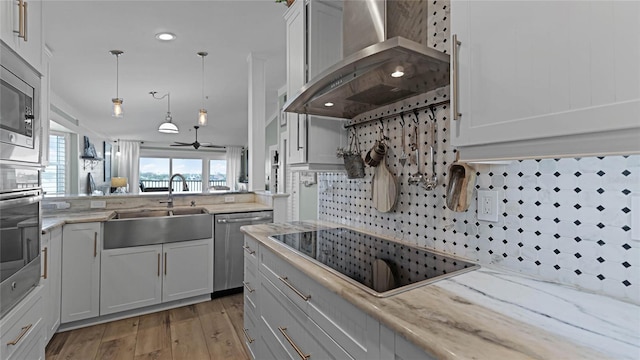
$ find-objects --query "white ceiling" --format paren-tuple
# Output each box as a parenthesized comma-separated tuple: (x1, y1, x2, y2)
(43, 0, 287, 149)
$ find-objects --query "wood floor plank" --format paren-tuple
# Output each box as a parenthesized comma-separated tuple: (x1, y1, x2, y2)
(170, 317, 210, 359)
(197, 299, 248, 360)
(45, 330, 70, 357)
(168, 304, 199, 323)
(219, 293, 250, 359)
(54, 323, 106, 360)
(95, 334, 137, 360)
(102, 316, 140, 342)
(133, 348, 172, 360)
(135, 311, 172, 356)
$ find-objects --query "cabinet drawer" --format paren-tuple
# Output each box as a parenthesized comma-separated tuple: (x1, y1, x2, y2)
(260, 247, 311, 312)
(243, 259, 258, 315)
(243, 236, 259, 266)
(261, 273, 353, 360)
(243, 306, 259, 359)
(0, 286, 43, 360)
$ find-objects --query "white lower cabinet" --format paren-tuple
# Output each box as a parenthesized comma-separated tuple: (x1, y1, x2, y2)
(0, 286, 44, 360)
(245, 234, 435, 360)
(100, 239, 213, 315)
(61, 222, 101, 324)
(100, 245, 163, 315)
(41, 227, 62, 343)
(162, 239, 213, 302)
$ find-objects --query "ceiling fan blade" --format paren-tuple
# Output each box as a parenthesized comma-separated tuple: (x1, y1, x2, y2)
(172, 142, 193, 145)
(202, 144, 225, 148)
(170, 143, 193, 147)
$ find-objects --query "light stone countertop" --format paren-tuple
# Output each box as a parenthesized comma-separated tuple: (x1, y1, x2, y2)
(42, 202, 272, 233)
(240, 221, 640, 360)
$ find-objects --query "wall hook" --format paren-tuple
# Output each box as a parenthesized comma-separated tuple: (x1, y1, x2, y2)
(412, 109, 420, 124)
(428, 106, 436, 122)
(399, 113, 406, 127)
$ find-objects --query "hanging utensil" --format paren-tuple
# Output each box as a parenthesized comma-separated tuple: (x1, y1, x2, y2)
(408, 111, 423, 185)
(422, 108, 438, 191)
(446, 154, 477, 211)
(398, 114, 408, 167)
(371, 155, 398, 213)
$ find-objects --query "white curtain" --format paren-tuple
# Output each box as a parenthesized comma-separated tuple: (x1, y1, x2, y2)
(116, 140, 141, 194)
(226, 146, 242, 191)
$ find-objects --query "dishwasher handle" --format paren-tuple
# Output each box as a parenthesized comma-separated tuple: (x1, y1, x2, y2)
(216, 216, 272, 224)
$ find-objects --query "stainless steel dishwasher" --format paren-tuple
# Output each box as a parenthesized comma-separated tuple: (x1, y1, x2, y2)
(213, 211, 273, 293)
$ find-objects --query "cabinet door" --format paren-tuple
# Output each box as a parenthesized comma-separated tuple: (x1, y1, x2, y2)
(100, 245, 162, 315)
(42, 227, 62, 342)
(0, 0, 42, 72)
(162, 239, 213, 302)
(285, 0, 307, 165)
(307, 0, 342, 79)
(451, 1, 640, 157)
(61, 222, 101, 323)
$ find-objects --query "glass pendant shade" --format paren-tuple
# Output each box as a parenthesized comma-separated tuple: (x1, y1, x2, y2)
(112, 98, 123, 118)
(198, 109, 208, 126)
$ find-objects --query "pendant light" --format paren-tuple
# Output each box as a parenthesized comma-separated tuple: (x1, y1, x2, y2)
(110, 50, 124, 118)
(151, 91, 179, 134)
(197, 51, 208, 126)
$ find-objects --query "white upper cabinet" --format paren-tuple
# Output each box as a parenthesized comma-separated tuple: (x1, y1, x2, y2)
(0, 0, 43, 72)
(285, 0, 347, 169)
(450, 0, 640, 161)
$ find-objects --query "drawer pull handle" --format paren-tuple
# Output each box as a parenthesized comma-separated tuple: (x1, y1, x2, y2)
(7, 324, 32, 346)
(278, 327, 310, 359)
(164, 252, 167, 275)
(42, 247, 48, 279)
(243, 281, 255, 293)
(278, 276, 310, 301)
(93, 232, 98, 257)
(243, 245, 255, 255)
(242, 328, 255, 343)
(157, 253, 161, 277)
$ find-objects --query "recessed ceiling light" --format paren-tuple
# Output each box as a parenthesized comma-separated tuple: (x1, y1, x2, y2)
(324, 102, 334, 107)
(155, 32, 176, 41)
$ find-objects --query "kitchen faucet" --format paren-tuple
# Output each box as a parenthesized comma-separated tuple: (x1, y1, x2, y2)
(160, 173, 189, 208)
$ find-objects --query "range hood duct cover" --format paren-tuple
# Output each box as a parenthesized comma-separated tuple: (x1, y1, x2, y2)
(284, 0, 450, 120)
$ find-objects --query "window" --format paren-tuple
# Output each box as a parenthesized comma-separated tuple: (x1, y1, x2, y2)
(42, 133, 66, 195)
(210, 160, 227, 188)
(139, 158, 170, 192)
(139, 157, 213, 193)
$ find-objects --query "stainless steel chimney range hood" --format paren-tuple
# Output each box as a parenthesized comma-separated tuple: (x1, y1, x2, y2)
(283, 0, 450, 120)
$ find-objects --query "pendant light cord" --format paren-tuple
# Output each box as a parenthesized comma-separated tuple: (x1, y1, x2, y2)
(201, 55, 205, 108)
(116, 55, 119, 98)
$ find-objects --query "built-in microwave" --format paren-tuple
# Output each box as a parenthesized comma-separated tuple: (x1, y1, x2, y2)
(0, 41, 40, 164)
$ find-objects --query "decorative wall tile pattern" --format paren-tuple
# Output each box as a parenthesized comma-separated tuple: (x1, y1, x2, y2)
(318, 86, 639, 303)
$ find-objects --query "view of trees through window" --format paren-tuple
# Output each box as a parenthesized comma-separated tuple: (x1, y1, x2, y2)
(139, 157, 226, 193)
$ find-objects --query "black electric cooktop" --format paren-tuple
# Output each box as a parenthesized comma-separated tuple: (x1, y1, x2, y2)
(269, 228, 478, 296)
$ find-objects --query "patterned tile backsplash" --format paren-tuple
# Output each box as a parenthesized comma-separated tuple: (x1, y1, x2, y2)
(317, 90, 639, 303)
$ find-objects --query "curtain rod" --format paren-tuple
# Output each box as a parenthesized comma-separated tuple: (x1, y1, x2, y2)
(344, 99, 450, 129)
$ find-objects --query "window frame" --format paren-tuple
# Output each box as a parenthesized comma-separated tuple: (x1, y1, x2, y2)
(44, 130, 71, 196)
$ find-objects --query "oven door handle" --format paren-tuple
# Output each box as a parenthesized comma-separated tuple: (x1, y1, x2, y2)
(0, 193, 42, 209)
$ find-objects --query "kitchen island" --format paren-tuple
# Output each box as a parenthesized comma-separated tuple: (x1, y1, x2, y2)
(241, 221, 639, 360)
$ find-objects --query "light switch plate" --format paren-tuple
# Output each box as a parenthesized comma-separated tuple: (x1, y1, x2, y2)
(477, 190, 499, 222)
(632, 195, 640, 241)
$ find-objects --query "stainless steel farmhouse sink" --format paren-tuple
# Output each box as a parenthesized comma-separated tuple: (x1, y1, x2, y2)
(104, 208, 212, 249)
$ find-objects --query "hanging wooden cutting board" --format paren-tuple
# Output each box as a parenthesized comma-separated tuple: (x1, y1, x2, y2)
(371, 156, 398, 212)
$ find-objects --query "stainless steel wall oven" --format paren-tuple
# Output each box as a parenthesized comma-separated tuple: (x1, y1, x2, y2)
(0, 165, 41, 318)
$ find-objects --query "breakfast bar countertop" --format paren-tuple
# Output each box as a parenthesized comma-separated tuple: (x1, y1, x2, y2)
(42, 202, 272, 233)
(241, 221, 640, 360)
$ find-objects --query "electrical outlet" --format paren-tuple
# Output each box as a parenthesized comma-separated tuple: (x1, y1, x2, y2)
(632, 195, 639, 241)
(224, 196, 235, 203)
(90, 200, 106, 209)
(477, 190, 499, 222)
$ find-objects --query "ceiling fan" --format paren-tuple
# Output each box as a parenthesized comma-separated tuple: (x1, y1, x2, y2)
(170, 126, 224, 150)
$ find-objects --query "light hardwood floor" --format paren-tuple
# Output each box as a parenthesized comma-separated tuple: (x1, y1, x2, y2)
(46, 293, 250, 360)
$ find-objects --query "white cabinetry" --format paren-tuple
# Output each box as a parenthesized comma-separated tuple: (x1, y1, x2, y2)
(285, 0, 347, 170)
(100, 239, 213, 315)
(41, 227, 61, 344)
(100, 245, 162, 315)
(0, 286, 44, 360)
(451, 0, 640, 161)
(61, 222, 101, 323)
(162, 239, 213, 302)
(0, 0, 43, 72)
